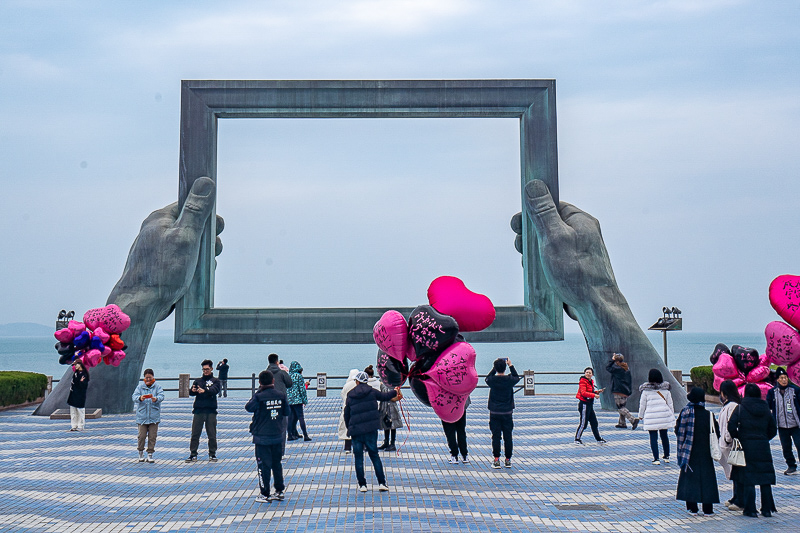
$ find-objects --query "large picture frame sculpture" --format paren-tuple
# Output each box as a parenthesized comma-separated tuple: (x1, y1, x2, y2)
(176, 79, 562, 343)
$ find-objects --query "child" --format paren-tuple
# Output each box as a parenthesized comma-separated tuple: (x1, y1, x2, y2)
(246, 370, 289, 502)
(575, 367, 607, 444)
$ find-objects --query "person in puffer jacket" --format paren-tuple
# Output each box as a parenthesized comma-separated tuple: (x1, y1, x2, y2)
(638, 368, 674, 465)
(286, 361, 310, 442)
(575, 367, 606, 444)
(131, 368, 165, 463)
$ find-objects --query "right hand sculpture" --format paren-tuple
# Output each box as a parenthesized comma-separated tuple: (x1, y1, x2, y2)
(515, 179, 685, 411)
(36, 177, 224, 415)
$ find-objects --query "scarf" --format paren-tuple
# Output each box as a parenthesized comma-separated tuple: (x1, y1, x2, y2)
(676, 401, 704, 472)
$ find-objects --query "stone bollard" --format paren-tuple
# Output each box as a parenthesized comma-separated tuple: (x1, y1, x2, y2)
(317, 372, 327, 397)
(524, 370, 535, 396)
(179, 374, 190, 398)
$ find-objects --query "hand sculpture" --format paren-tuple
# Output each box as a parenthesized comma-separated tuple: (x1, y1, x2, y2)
(516, 179, 686, 411)
(36, 177, 223, 415)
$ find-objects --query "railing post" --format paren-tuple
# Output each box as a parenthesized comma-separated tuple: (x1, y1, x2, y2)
(670, 369, 683, 386)
(524, 370, 535, 396)
(45, 375, 53, 399)
(178, 374, 190, 398)
(251, 373, 256, 396)
(317, 372, 327, 397)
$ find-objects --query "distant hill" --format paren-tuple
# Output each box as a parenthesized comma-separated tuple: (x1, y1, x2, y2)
(0, 323, 54, 337)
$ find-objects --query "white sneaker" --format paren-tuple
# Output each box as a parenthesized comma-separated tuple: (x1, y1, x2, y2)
(652, 459, 661, 465)
(663, 457, 670, 463)
(138, 451, 145, 462)
(448, 455, 459, 464)
(378, 484, 389, 492)
(461, 455, 470, 464)
(146, 453, 154, 463)
(255, 495, 271, 503)
(359, 485, 368, 493)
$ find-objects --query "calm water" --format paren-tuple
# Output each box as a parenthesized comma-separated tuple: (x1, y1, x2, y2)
(0, 331, 764, 396)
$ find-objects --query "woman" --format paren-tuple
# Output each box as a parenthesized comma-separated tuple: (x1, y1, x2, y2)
(286, 361, 311, 442)
(337, 369, 360, 453)
(379, 381, 403, 452)
(717, 379, 743, 510)
(364, 365, 381, 391)
(675, 387, 720, 516)
(575, 367, 606, 444)
(638, 369, 674, 465)
(67, 360, 90, 431)
(132, 368, 165, 462)
(728, 383, 778, 518)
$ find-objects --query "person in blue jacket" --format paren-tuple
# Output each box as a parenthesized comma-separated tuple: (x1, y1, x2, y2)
(131, 368, 165, 463)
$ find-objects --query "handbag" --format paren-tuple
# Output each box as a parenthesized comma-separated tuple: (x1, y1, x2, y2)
(709, 411, 721, 461)
(729, 438, 746, 466)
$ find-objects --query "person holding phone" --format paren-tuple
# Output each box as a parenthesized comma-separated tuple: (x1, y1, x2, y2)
(132, 368, 164, 463)
(575, 367, 607, 444)
(186, 360, 221, 462)
(485, 357, 521, 468)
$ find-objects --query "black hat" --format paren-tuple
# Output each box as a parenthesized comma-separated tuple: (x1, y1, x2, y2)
(687, 387, 705, 403)
(775, 367, 788, 378)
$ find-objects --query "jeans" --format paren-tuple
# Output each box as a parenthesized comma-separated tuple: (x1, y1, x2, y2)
(217, 380, 227, 397)
(255, 443, 284, 496)
(649, 429, 670, 460)
(778, 426, 800, 468)
(351, 432, 386, 486)
(489, 413, 514, 459)
(137, 423, 159, 453)
(189, 412, 217, 456)
(288, 404, 308, 437)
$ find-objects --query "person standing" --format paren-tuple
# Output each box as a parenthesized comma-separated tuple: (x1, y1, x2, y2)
(267, 353, 292, 446)
(728, 383, 778, 518)
(67, 360, 89, 431)
(765, 367, 800, 476)
(606, 353, 638, 429)
(286, 361, 311, 442)
(246, 370, 289, 503)
(338, 369, 360, 453)
(442, 399, 470, 465)
(718, 379, 743, 510)
(486, 357, 522, 468)
(216, 359, 229, 398)
(675, 387, 720, 516)
(132, 368, 164, 463)
(575, 367, 606, 445)
(638, 369, 674, 465)
(378, 382, 402, 452)
(344, 371, 401, 492)
(186, 359, 221, 462)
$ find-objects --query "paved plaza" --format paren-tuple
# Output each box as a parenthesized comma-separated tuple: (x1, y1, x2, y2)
(0, 394, 797, 532)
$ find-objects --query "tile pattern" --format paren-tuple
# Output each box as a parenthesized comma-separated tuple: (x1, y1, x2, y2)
(0, 394, 796, 532)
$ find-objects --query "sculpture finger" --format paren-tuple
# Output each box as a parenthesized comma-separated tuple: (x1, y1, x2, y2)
(523, 179, 569, 241)
(215, 236, 223, 256)
(175, 177, 216, 238)
(216, 214, 225, 236)
(558, 201, 601, 235)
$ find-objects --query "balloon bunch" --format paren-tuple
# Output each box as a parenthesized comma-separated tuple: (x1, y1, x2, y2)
(54, 304, 131, 368)
(372, 276, 496, 423)
(764, 275, 800, 384)
(710, 343, 772, 398)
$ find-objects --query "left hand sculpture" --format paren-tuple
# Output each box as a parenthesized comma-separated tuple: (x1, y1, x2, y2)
(516, 179, 685, 411)
(36, 177, 223, 415)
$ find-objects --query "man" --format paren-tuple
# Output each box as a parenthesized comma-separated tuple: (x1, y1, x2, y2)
(131, 368, 164, 463)
(606, 353, 639, 430)
(186, 359, 221, 462)
(344, 371, 401, 492)
(246, 370, 289, 502)
(267, 353, 293, 445)
(216, 359, 230, 398)
(485, 357, 521, 468)
(766, 367, 800, 475)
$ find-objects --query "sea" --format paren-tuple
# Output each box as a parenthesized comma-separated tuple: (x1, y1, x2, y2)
(0, 331, 765, 397)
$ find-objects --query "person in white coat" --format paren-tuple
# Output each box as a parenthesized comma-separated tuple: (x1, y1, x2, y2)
(338, 369, 360, 453)
(718, 379, 743, 510)
(638, 369, 675, 465)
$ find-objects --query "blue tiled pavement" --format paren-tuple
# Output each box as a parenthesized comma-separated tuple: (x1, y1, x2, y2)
(0, 394, 797, 532)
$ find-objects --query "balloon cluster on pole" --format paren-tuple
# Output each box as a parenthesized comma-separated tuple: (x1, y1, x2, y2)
(53, 304, 131, 368)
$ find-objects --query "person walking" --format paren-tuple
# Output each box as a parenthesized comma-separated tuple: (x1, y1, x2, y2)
(286, 361, 311, 442)
(186, 359, 221, 462)
(132, 368, 164, 463)
(575, 367, 606, 445)
(606, 353, 638, 429)
(216, 359, 229, 398)
(344, 371, 401, 492)
(67, 360, 90, 431)
(442, 399, 470, 465)
(486, 357, 522, 467)
(728, 383, 778, 518)
(246, 370, 289, 503)
(338, 369, 360, 453)
(675, 387, 720, 516)
(718, 379, 743, 510)
(765, 367, 800, 476)
(378, 382, 402, 452)
(638, 369, 674, 465)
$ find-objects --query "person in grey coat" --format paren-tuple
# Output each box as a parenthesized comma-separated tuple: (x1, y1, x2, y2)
(267, 353, 292, 395)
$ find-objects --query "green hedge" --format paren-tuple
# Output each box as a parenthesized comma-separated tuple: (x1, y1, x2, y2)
(690, 365, 717, 395)
(0, 371, 48, 407)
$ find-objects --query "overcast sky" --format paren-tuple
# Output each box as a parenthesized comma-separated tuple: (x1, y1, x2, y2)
(1, 0, 798, 336)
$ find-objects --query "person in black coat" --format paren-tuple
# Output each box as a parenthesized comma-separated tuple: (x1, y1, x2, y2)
(606, 353, 637, 429)
(344, 371, 401, 492)
(675, 387, 720, 516)
(246, 370, 289, 502)
(728, 383, 778, 517)
(186, 359, 221, 462)
(67, 360, 90, 431)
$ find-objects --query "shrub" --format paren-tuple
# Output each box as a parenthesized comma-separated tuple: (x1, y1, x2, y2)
(0, 371, 48, 407)
(690, 365, 718, 395)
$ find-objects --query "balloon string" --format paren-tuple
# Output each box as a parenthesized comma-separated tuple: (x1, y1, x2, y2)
(395, 397, 412, 455)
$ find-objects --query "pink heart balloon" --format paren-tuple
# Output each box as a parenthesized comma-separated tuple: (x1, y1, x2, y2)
(93, 327, 111, 344)
(712, 352, 739, 379)
(54, 328, 75, 343)
(765, 321, 800, 366)
(769, 275, 800, 330)
(103, 350, 126, 367)
(373, 310, 416, 362)
(67, 320, 86, 335)
(746, 364, 770, 383)
(427, 276, 496, 332)
(82, 349, 103, 368)
(788, 362, 800, 386)
(423, 341, 478, 396)
(83, 304, 131, 334)
(421, 380, 470, 423)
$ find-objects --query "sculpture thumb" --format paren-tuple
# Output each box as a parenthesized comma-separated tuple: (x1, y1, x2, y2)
(176, 177, 216, 233)
(524, 179, 566, 241)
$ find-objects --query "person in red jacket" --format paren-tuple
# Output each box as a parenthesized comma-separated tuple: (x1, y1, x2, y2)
(575, 367, 607, 444)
